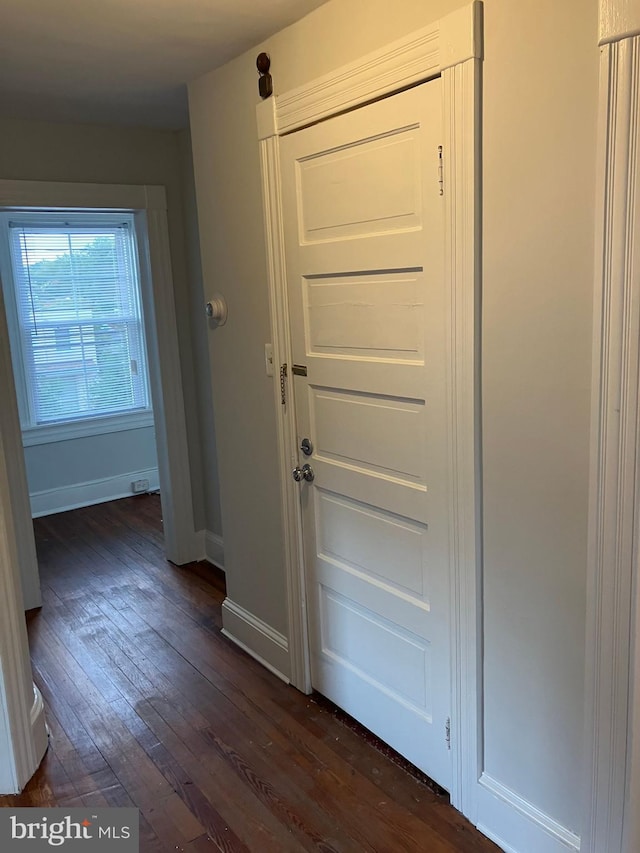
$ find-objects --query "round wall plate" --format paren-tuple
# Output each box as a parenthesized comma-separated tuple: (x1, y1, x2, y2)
(205, 293, 228, 326)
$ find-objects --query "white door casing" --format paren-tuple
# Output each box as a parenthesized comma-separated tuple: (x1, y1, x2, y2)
(257, 0, 481, 819)
(0, 283, 48, 794)
(281, 81, 452, 789)
(584, 1, 640, 851)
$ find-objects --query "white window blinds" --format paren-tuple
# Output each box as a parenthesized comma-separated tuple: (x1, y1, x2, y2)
(6, 217, 150, 427)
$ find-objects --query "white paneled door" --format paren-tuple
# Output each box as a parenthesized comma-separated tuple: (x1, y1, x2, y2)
(281, 79, 452, 790)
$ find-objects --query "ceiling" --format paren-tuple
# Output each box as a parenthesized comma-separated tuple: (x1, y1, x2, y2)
(0, 0, 328, 129)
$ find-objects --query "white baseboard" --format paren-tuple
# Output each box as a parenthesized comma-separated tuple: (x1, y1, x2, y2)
(3, 685, 50, 794)
(221, 597, 290, 683)
(205, 531, 224, 569)
(194, 528, 225, 570)
(203, 530, 224, 571)
(477, 774, 580, 853)
(30, 467, 160, 518)
(29, 685, 49, 773)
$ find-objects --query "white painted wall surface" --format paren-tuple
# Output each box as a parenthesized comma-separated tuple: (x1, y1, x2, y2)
(190, 65, 289, 634)
(481, 0, 596, 835)
(189, 0, 597, 839)
(24, 429, 158, 497)
(600, 0, 640, 41)
(177, 129, 223, 537)
(0, 116, 222, 539)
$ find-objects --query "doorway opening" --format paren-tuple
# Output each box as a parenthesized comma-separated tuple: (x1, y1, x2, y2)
(0, 179, 199, 620)
(0, 209, 161, 548)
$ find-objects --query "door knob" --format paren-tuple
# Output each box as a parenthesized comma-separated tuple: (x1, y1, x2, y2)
(292, 464, 314, 483)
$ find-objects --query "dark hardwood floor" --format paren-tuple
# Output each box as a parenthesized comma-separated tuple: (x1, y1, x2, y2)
(0, 495, 498, 853)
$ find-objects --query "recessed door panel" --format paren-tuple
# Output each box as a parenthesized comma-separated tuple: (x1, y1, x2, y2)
(312, 457, 428, 524)
(316, 490, 429, 600)
(310, 387, 425, 481)
(304, 272, 424, 361)
(319, 586, 432, 714)
(297, 128, 421, 243)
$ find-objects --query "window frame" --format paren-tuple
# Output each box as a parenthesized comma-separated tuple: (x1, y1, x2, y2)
(0, 209, 154, 446)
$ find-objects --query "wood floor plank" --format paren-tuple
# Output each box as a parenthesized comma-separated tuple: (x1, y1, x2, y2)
(107, 593, 461, 851)
(1, 496, 499, 853)
(82, 571, 469, 851)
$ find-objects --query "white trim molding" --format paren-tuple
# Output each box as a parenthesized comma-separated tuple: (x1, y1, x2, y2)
(275, 29, 439, 135)
(274, 4, 482, 136)
(584, 17, 640, 853)
(135, 207, 199, 565)
(441, 50, 482, 821)
(626, 557, 640, 853)
(257, 96, 311, 693)
(30, 467, 160, 518)
(478, 775, 580, 853)
(257, 0, 482, 823)
(30, 686, 49, 768)
(0, 291, 48, 792)
(203, 530, 225, 570)
(221, 598, 290, 683)
(195, 529, 225, 571)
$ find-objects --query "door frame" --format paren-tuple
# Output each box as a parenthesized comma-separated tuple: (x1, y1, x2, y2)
(0, 179, 198, 569)
(583, 4, 640, 852)
(257, 1, 482, 817)
(0, 282, 48, 794)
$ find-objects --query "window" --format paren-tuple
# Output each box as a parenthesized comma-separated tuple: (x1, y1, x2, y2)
(0, 211, 153, 443)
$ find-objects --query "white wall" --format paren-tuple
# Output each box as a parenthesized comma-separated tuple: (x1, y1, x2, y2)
(24, 428, 159, 515)
(481, 1, 596, 830)
(24, 430, 157, 493)
(177, 129, 223, 537)
(190, 55, 287, 634)
(188, 0, 597, 841)
(0, 116, 222, 539)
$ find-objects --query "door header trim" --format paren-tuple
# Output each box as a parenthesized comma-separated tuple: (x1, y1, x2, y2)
(257, 1, 482, 140)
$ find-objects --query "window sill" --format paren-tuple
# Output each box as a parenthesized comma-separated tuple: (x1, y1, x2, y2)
(22, 410, 155, 447)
